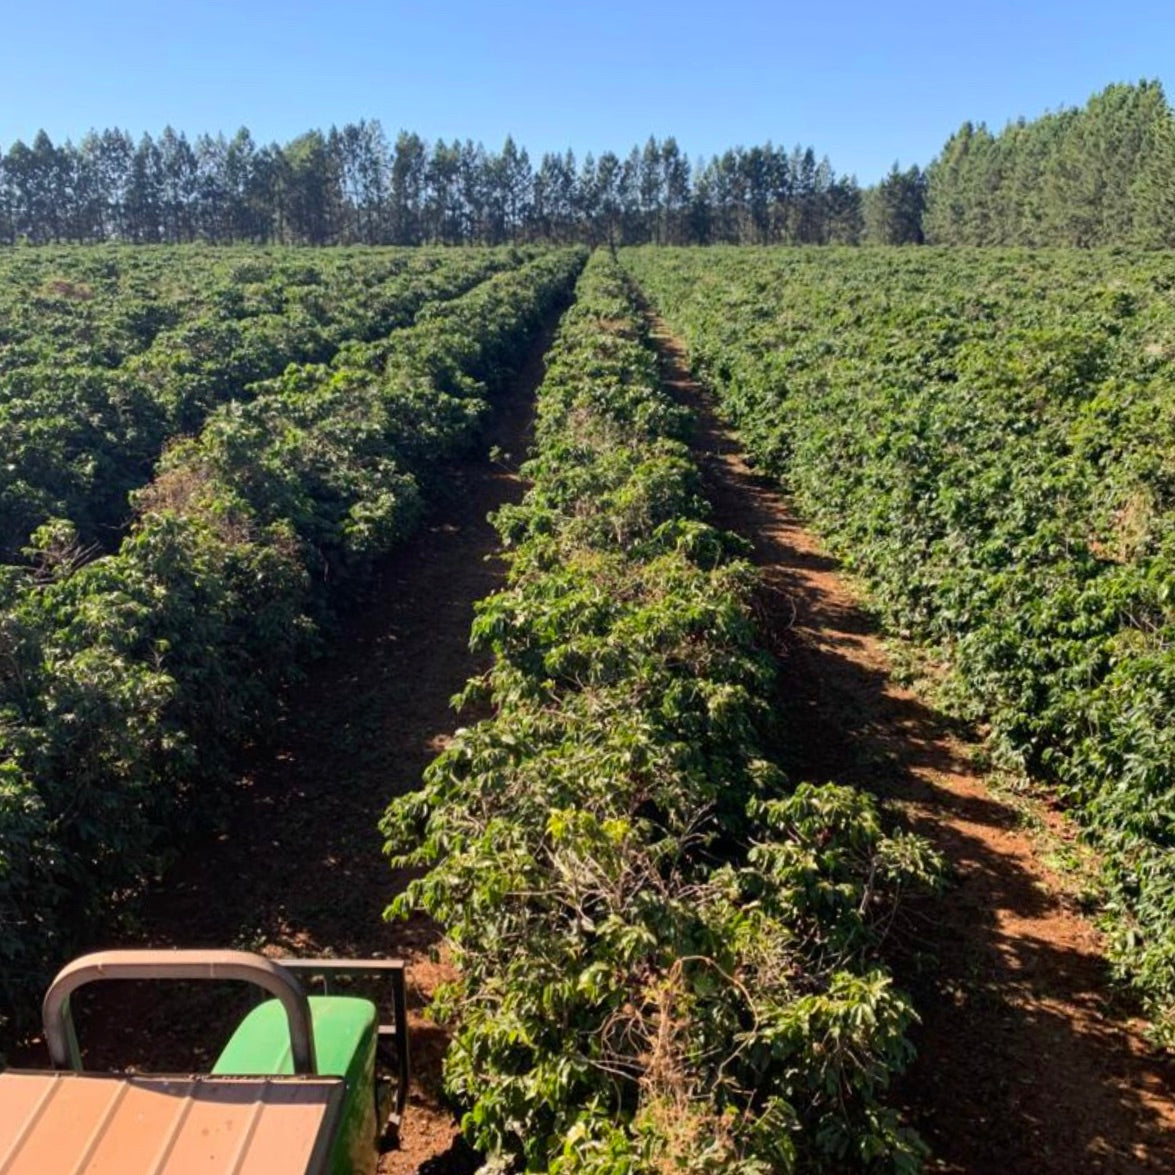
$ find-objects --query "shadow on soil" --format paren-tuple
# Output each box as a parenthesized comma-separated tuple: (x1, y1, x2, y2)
(647, 321, 1175, 1175)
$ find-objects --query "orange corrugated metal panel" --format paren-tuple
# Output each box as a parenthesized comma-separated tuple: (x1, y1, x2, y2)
(0, 1072, 126, 1175)
(235, 1080, 343, 1172)
(83, 1078, 198, 1175)
(0, 1071, 59, 1162)
(0, 1072, 343, 1175)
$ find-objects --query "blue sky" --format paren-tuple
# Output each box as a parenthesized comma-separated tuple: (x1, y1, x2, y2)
(1, 0, 1170, 185)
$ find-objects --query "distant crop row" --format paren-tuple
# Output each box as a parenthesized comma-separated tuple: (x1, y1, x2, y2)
(0, 248, 585, 1025)
(624, 245, 1175, 1040)
(384, 251, 940, 1172)
(0, 246, 538, 560)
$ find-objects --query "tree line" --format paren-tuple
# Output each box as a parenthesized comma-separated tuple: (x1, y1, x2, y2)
(7, 78, 1170, 250)
(819, 78, 1175, 250)
(0, 123, 867, 247)
(924, 79, 1175, 247)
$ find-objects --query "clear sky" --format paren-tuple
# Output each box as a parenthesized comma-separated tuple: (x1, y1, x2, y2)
(0, 0, 1170, 185)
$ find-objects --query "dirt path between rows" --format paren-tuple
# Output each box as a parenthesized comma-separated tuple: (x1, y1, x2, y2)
(17, 323, 562, 1174)
(647, 317, 1175, 1174)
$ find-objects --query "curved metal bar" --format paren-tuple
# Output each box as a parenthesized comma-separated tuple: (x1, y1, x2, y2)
(41, 949, 317, 1075)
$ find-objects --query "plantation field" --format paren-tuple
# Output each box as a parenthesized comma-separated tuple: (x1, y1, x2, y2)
(0, 245, 533, 557)
(623, 245, 1175, 1037)
(3, 244, 1175, 1173)
(384, 252, 941, 1171)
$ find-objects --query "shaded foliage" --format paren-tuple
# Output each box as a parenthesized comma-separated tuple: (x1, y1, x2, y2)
(0, 249, 585, 1031)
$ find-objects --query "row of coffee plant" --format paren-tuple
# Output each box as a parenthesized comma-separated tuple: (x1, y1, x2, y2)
(623, 245, 1175, 1040)
(0, 248, 585, 1029)
(383, 251, 940, 1172)
(1, 246, 530, 559)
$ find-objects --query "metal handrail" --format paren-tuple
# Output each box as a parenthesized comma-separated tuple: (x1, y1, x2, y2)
(42, 949, 317, 1075)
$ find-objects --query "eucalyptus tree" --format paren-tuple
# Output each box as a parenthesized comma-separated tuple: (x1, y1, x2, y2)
(389, 131, 426, 245)
(864, 163, 926, 244)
